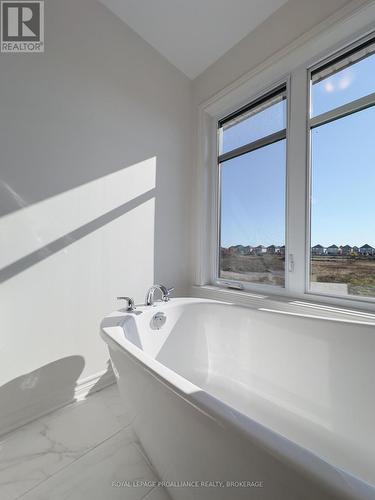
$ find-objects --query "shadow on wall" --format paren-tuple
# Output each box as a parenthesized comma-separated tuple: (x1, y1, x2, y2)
(0, 157, 156, 284)
(0, 157, 156, 436)
(0, 188, 155, 284)
(0, 0, 190, 436)
(0, 356, 85, 437)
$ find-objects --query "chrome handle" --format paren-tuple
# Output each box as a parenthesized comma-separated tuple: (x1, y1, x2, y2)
(117, 296, 136, 311)
(162, 287, 174, 301)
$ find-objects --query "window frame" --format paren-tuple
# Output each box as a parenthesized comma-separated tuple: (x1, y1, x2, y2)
(215, 82, 289, 292)
(194, 5, 375, 310)
(306, 32, 375, 303)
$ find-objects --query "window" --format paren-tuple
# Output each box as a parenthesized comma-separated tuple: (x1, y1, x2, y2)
(217, 86, 287, 287)
(202, 26, 375, 306)
(309, 39, 375, 298)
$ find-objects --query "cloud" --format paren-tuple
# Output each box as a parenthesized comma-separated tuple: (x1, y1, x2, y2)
(324, 81, 334, 92)
(338, 73, 352, 90)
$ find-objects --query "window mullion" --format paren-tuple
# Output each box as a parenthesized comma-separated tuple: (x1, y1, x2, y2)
(286, 67, 309, 296)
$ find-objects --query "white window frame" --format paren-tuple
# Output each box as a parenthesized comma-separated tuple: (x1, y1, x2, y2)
(193, 1, 375, 310)
(214, 81, 290, 293)
(306, 33, 375, 303)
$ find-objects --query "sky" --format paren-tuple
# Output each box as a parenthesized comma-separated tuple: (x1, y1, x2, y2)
(220, 52, 375, 248)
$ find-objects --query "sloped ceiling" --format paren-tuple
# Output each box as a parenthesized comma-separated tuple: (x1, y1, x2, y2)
(99, 0, 288, 79)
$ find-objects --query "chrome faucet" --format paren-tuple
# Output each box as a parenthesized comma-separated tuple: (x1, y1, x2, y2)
(117, 296, 136, 311)
(145, 285, 174, 306)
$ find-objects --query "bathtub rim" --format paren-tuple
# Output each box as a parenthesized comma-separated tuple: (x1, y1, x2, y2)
(100, 297, 375, 499)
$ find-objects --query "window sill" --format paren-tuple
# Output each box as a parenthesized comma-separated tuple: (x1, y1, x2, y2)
(191, 284, 375, 324)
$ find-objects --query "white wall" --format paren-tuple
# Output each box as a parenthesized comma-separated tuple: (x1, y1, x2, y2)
(0, 0, 192, 434)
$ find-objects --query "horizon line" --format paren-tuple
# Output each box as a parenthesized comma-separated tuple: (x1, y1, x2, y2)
(221, 243, 375, 248)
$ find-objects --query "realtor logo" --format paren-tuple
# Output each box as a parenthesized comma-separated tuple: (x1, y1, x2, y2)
(1, 1, 44, 52)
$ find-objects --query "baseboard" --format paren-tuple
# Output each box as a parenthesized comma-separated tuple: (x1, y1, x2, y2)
(0, 369, 116, 438)
(74, 368, 116, 400)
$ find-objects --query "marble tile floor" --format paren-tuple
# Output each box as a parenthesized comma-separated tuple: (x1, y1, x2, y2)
(0, 385, 170, 500)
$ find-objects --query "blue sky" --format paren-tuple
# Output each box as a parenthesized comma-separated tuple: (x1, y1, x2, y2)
(220, 52, 375, 248)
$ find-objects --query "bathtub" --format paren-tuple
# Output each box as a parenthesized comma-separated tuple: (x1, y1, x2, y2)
(100, 297, 375, 500)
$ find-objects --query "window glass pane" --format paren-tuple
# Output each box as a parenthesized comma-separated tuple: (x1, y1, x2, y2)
(310, 106, 375, 297)
(220, 98, 286, 155)
(311, 50, 375, 117)
(219, 140, 286, 286)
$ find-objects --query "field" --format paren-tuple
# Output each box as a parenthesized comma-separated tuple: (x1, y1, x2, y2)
(220, 252, 375, 297)
(220, 253, 285, 286)
(311, 256, 375, 297)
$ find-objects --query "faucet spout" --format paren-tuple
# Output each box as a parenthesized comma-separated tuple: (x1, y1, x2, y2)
(145, 284, 174, 306)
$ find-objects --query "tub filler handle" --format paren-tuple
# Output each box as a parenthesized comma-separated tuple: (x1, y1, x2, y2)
(117, 296, 136, 311)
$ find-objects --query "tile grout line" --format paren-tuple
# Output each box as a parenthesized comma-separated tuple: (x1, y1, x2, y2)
(16, 423, 132, 499)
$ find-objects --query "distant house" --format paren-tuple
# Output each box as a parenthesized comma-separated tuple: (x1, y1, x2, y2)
(312, 244, 325, 256)
(352, 246, 359, 253)
(326, 244, 339, 256)
(359, 244, 374, 256)
(279, 245, 285, 256)
(233, 245, 245, 254)
(267, 245, 276, 254)
(340, 245, 352, 256)
(237, 245, 247, 255)
(255, 245, 267, 255)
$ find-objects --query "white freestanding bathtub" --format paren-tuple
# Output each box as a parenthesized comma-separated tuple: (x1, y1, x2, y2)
(100, 297, 375, 500)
